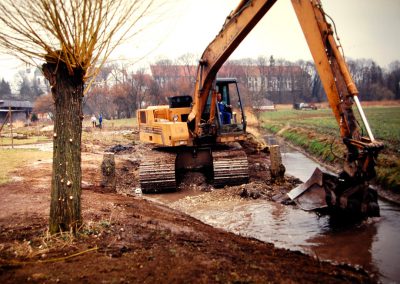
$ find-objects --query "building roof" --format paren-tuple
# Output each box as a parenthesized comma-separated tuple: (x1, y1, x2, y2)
(0, 100, 33, 109)
(258, 98, 274, 106)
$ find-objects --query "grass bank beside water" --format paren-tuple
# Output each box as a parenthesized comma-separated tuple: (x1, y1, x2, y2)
(0, 149, 52, 184)
(260, 105, 400, 192)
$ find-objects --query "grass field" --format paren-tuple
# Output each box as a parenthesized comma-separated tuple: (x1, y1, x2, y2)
(0, 118, 136, 184)
(0, 135, 51, 146)
(0, 149, 52, 184)
(83, 117, 137, 129)
(260, 105, 400, 191)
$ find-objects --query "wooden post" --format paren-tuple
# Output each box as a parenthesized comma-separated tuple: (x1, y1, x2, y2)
(269, 145, 285, 182)
(9, 107, 13, 149)
(101, 152, 116, 192)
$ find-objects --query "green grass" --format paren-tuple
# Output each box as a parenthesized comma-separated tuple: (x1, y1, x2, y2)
(0, 136, 51, 146)
(0, 149, 52, 185)
(261, 106, 400, 143)
(261, 106, 400, 191)
(83, 117, 137, 129)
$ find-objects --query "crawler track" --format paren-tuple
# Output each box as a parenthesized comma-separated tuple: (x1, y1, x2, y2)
(212, 149, 249, 187)
(139, 151, 177, 193)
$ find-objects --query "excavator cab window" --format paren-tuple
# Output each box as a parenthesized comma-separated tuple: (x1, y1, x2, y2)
(200, 78, 246, 134)
(215, 78, 246, 134)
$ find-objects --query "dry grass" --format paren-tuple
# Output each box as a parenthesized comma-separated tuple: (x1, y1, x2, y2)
(0, 218, 114, 264)
(82, 130, 134, 148)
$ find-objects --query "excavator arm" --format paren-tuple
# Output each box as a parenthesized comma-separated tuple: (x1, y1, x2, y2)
(188, 0, 383, 216)
(188, 0, 277, 134)
(291, 0, 383, 181)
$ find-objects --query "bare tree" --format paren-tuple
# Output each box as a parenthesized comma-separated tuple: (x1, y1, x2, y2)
(0, 79, 12, 100)
(386, 60, 400, 100)
(33, 93, 55, 119)
(148, 78, 162, 105)
(85, 85, 116, 119)
(0, 0, 157, 234)
(130, 68, 150, 110)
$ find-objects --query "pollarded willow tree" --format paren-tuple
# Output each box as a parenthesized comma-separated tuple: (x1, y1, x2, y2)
(0, 0, 157, 234)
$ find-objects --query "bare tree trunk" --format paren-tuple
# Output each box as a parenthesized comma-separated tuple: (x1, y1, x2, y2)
(43, 60, 84, 234)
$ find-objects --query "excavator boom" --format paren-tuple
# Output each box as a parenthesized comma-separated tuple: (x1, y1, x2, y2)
(188, 0, 277, 135)
(138, 0, 383, 217)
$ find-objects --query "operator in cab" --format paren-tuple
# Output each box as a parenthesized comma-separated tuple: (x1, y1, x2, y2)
(217, 92, 232, 124)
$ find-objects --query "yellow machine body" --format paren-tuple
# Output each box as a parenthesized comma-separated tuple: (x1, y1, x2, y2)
(137, 106, 192, 147)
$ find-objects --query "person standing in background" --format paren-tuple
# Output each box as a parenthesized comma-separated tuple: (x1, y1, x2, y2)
(99, 114, 103, 129)
(91, 114, 96, 128)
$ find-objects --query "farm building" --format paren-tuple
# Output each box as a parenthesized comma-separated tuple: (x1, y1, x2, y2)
(252, 98, 276, 111)
(0, 100, 33, 124)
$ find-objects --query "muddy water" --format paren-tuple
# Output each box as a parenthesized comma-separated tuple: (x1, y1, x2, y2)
(147, 145, 400, 283)
(180, 197, 400, 283)
(280, 142, 400, 282)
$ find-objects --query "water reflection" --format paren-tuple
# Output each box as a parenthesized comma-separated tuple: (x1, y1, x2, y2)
(372, 202, 400, 283)
(185, 197, 399, 282)
(280, 144, 400, 283)
(306, 218, 378, 275)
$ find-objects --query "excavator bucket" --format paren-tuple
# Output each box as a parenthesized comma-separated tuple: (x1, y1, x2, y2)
(287, 168, 332, 211)
(287, 167, 380, 217)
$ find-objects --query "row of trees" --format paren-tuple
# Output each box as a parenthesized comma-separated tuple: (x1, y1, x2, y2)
(348, 60, 400, 101)
(79, 56, 400, 120)
(3, 55, 399, 120)
(228, 57, 400, 103)
(84, 55, 197, 119)
(0, 76, 44, 101)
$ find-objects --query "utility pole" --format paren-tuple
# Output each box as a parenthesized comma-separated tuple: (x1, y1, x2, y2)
(9, 106, 13, 149)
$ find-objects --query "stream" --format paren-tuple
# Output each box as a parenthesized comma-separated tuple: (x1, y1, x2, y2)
(146, 142, 400, 283)
(280, 144, 400, 283)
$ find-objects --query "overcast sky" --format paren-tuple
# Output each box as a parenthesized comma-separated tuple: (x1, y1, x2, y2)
(118, 0, 400, 68)
(1, 0, 399, 81)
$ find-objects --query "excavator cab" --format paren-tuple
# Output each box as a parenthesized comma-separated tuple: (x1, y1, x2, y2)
(215, 78, 246, 134)
(201, 78, 247, 142)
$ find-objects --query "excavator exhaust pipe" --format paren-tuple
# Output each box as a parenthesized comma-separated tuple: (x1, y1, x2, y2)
(287, 168, 380, 218)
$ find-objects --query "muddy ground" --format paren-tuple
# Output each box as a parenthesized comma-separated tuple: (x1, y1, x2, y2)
(0, 130, 376, 283)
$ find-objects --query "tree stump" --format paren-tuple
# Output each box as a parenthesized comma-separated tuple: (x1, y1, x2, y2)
(101, 152, 116, 192)
(269, 145, 285, 182)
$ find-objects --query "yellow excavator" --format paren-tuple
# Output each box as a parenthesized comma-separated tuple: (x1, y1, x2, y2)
(137, 0, 383, 217)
